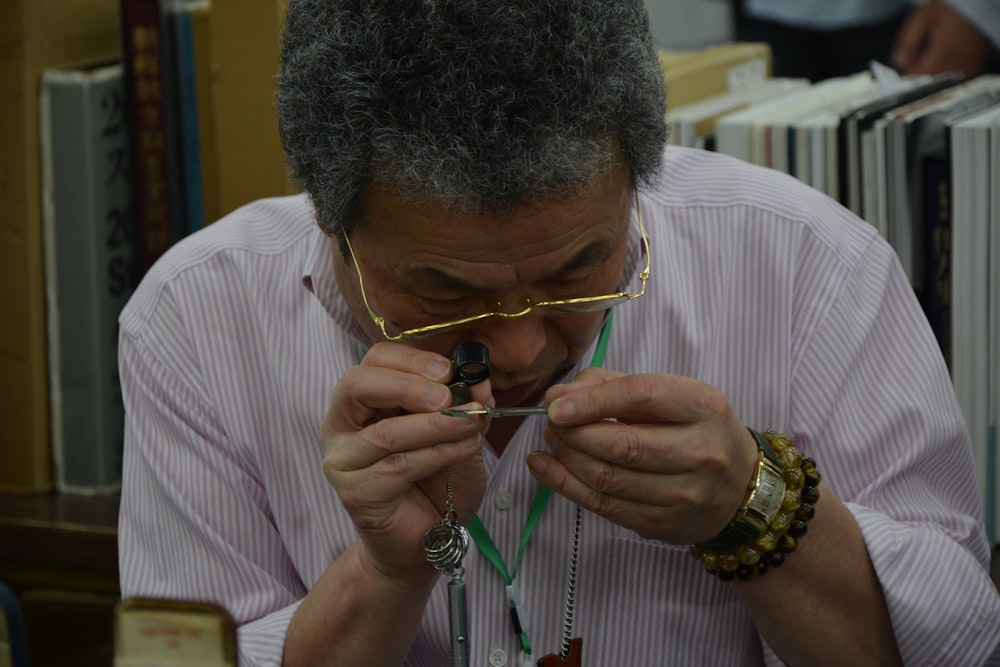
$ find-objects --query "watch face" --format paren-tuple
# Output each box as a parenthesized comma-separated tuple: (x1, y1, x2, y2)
(746, 462, 787, 529)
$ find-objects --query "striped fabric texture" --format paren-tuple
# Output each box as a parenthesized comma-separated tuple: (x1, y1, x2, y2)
(118, 147, 1000, 666)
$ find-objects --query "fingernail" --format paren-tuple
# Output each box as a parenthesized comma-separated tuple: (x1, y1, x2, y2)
(426, 357, 452, 380)
(549, 398, 575, 422)
(527, 452, 547, 473)
(428, 384, 451, 407)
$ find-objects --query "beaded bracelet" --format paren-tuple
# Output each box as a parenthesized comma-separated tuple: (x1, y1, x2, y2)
(690, 430, 821, 581)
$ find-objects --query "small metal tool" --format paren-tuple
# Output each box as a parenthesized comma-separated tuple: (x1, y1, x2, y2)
(441, 406, 549, 419)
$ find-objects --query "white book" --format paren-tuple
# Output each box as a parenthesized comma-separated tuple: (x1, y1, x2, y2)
(988, 112, 1000, 541)
(668, 78, 810, 148)
(950, 105, 1000, 541)
(860, 124, 886, 237)
(716, 84, 827, 163)
(40, 58, 136, 494)
(767, 72, 876, 175)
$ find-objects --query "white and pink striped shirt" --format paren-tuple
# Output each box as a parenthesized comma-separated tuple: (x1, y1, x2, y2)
(118, 147, 1000, 666)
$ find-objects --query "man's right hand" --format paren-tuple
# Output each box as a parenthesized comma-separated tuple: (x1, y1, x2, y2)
(320, 341, 490, 586)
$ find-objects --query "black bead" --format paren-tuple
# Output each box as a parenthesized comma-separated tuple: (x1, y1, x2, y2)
(718, 569, 735, 582)
(796, 503, 816, 521)
(767, 550, 786, 567)
(753, 560, 769, 576)
(801, 487, 820, 504)
(787, 520, 808, 537)
(736, 565, 752, 580)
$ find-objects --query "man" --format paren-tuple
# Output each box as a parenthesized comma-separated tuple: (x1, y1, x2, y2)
(118, 1, 1000, 665)
(894, 0, 1000, 77)
(733, 0, 1000, 81)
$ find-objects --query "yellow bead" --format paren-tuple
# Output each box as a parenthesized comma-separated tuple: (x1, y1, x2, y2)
(721, 552, 740, 571)
(781, 447, 803, 469)
(738, 544, 761, 565)
(770, 432, 793, 451)
(755, 530, 777, 552)
(701, 551, 721, 571)
(784, 466, 805, 491)
(781, 489, 801, 512)
(769, 511, 791, 533)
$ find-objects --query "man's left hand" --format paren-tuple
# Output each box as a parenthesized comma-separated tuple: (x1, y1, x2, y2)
(528, 368, 759, 545)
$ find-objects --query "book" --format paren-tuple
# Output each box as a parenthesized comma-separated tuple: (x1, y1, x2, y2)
(114, 598, 236, 667)
(0, 0, 121, 493)
(170, 0, 208, 234)
(950, 104, 1000, 542)
(921, 155, 953, 369)
(716, 81, 837, 164)
(39, 57, 135, 495)
(120, 0, 183, 275)
(885, 77, 1000, 289)
(185, 0, 219, 227)
(768, 72, 876, 176)
(659, 42, 772, 111)
(668, 78, 810, 149)
(837, 74, 963, 216)
(989, 115, 1000, 542)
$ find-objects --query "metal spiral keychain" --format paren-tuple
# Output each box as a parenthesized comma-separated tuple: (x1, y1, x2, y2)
(423, 469, 471, 666)
(422, 342, 491, 667)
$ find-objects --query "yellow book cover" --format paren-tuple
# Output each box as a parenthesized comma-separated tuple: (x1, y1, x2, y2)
(659, 42, 773, 110)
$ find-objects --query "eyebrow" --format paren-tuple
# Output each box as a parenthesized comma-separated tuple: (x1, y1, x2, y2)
(401, 238, 619, 294)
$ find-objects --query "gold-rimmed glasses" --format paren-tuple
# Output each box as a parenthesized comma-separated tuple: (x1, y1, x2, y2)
(345, 185, 650, 341)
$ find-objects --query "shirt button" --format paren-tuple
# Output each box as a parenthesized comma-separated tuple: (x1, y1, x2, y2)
(494, 489, 513, 511)
(488, 646, 508, 666)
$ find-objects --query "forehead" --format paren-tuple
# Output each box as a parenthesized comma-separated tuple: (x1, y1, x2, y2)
(353, 166, 633, 280)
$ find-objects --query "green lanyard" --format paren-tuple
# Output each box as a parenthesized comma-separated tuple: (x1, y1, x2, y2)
(466, 312, 614, 656)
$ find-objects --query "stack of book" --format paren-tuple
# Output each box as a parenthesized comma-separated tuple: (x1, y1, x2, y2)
(10, 0, 296, 495)
(120, 0, 296, 274)
(669, 66, 1000, 541)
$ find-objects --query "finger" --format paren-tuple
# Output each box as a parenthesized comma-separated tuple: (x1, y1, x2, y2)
(525, 451, 707, 543)
(343, 437, 482, 499)
(544, 367, 622, 403)
(547, 373, 726, 426)
(362, 341, 454, 382)
(328, 364, 454, 433)
(464, 377, 495, 408)
(544, 432, 688, 505)
(546, 419, 700, 475)
(331, 409, 486, 472)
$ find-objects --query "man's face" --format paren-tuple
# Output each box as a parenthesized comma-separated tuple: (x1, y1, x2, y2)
(333, 159, 635, 408)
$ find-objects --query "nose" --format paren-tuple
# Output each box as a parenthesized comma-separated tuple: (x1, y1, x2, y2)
(471, 311, 548, 375)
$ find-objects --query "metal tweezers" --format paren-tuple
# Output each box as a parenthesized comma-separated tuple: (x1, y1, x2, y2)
(441, 406, 549, 419)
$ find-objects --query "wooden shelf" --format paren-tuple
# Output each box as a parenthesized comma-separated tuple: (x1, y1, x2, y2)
(0, 492, 119, 593)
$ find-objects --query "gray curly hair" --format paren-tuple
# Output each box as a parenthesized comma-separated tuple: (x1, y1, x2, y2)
(277, 0, 667, 244)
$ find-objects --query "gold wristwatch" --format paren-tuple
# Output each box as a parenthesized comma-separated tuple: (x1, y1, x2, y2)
(699, 429, 786, 550)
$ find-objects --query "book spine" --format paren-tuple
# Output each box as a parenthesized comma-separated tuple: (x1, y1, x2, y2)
(921, 156, 952, 371)
(40, 63, 135, 494)
(121, 0, 175, 275)
(189, 2, 219, 226)
(173, 6, 205, 234)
